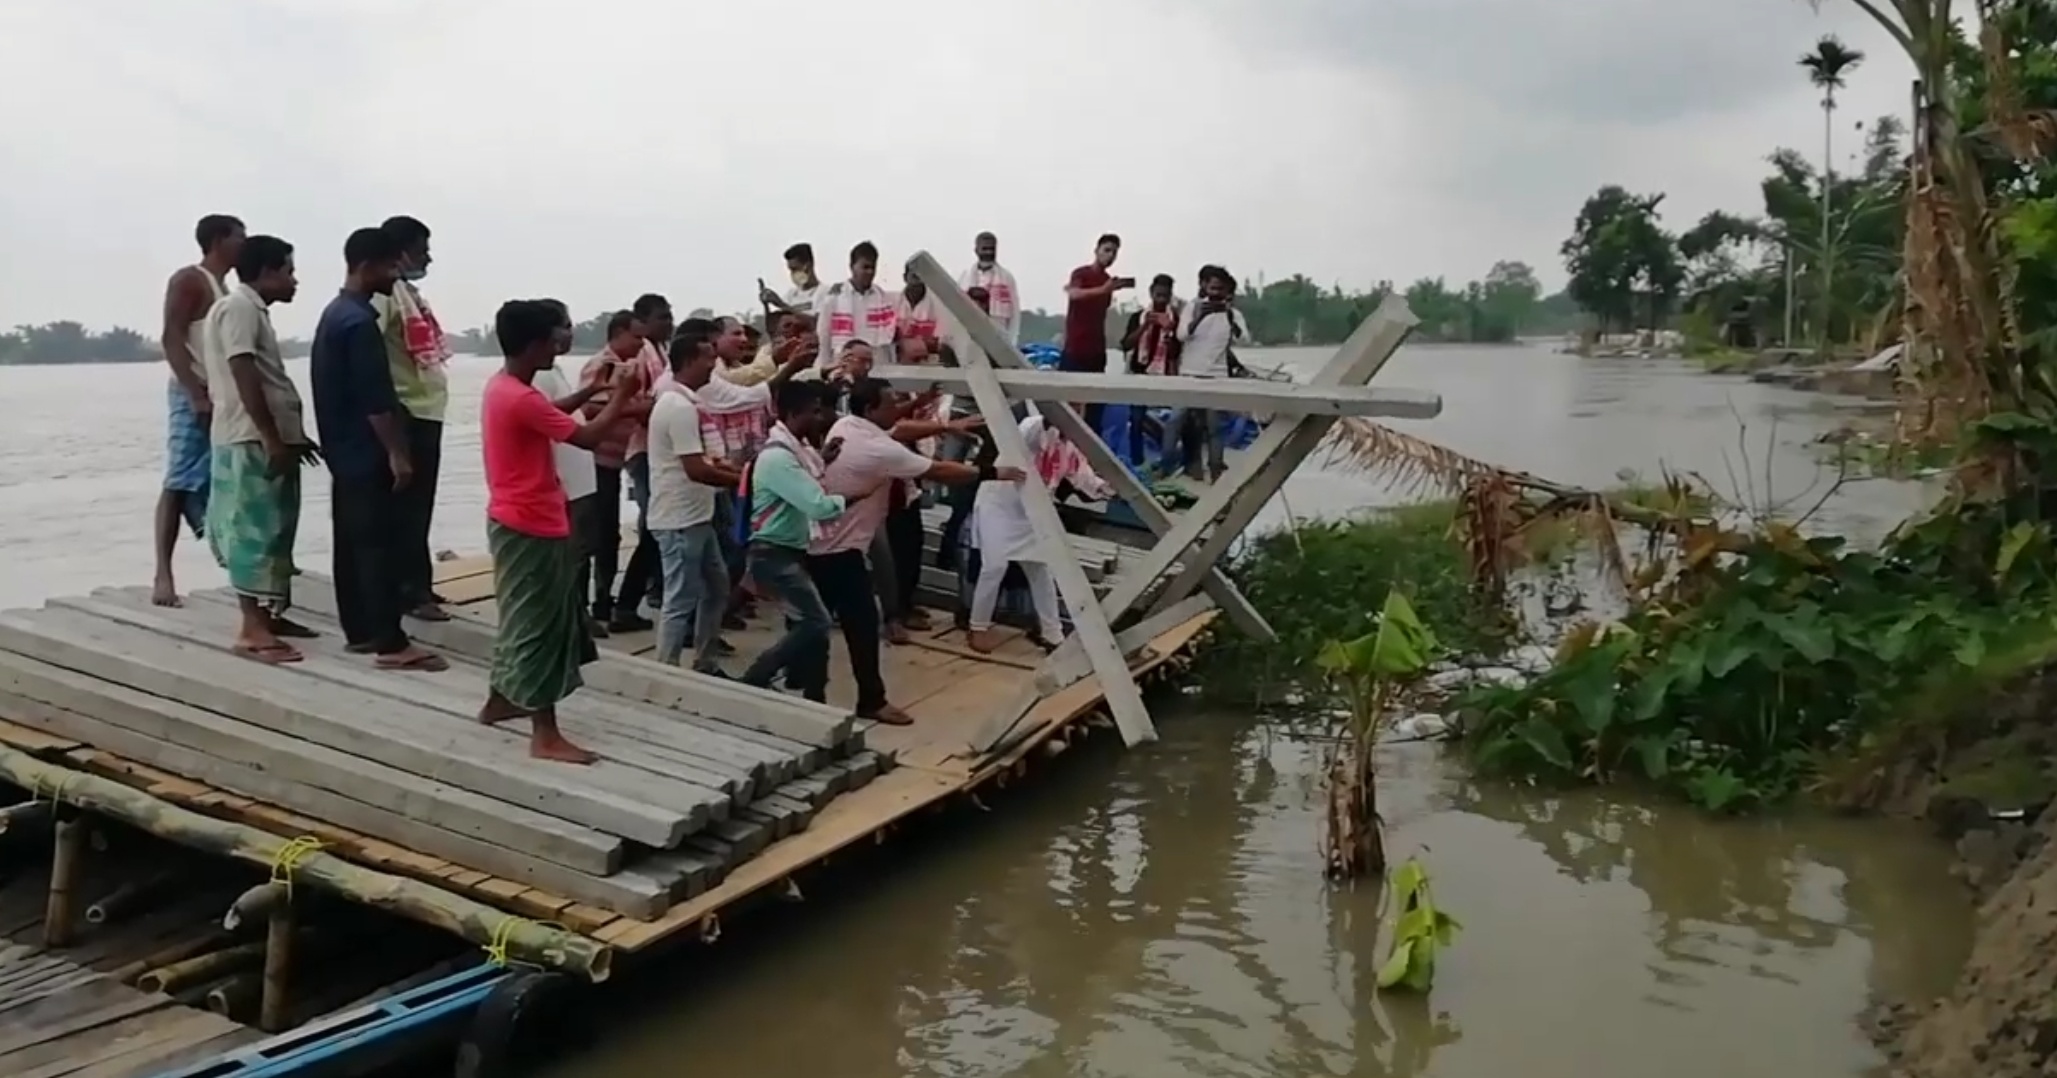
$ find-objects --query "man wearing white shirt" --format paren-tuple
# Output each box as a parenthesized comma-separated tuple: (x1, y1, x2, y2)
(647, 321, 744, 672)
(815, 241, 897, 367)
(956, 232, 1020, 345)
(759, 242, 824, 317)
(1163, 264, 1248, 480)
(535, 302, 610, 637)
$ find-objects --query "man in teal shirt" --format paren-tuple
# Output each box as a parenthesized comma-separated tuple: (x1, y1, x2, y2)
(737, 381, 846, 702)
(370, 215, 453, 621)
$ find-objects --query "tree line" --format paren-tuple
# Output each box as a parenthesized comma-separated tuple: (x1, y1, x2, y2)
(3, 257, 1588, 367)
(0, 322, 312, 365)
(1549, 25, 2036, 353)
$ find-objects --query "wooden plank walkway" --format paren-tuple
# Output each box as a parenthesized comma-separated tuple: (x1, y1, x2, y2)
(0, 528, 1213, 957)
(0, 872, 258, 1078)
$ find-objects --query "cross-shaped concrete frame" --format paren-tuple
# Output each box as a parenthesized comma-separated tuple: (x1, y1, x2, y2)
(902, 252, 1432, 747)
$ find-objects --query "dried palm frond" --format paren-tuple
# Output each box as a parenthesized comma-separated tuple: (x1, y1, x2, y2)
(1458, 474, 1523, 602)
(1319, 418, 1499, 497)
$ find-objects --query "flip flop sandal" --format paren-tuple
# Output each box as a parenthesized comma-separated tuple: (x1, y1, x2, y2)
(233, 643, 303, 665)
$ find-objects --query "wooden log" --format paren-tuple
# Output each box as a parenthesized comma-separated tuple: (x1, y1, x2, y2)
(137, 941, 267, 994)
(260, 898, 293, 1031)
(84, 870, 177, 926)
(42, 812, 85, 948)
(0, 746, 616, 981)
(0, 684, 670, 918)
(0, 607, 703, 848)
(285, 575, 853, 748)
(867, 364, 1441, 417)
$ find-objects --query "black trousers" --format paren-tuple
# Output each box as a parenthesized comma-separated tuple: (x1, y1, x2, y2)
(331, 473, 411, 655)
(394, 417, 442, 608)
(591, 465, 622, 616)
(616, 454, 661, 617)
(806, 549, 887, 715)
(885, 501, 925, 616)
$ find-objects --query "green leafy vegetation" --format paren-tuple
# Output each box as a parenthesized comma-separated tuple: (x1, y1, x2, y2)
(1317, 591, 1443, 879)
(1376, 859, 1461, 994)
(1200, 503, 1503, 701)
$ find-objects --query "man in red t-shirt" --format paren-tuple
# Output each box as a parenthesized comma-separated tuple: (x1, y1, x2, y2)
(1060, 233, 1133, 432)
(477, 298, 638, 764)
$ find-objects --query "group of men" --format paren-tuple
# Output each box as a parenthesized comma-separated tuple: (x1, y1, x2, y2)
(155, 214, 454, 673)
(151, 220, 1242, 764)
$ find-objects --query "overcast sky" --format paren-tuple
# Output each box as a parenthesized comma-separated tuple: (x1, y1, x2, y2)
(1, 0, 1912, 338)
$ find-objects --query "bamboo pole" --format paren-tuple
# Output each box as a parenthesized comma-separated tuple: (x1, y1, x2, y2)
(0, 800, 52, 837)
(223, 882, 285, 932)
(138, 941, 267, 994)
(261, 897, 294, 1032)
(43, 812, 86, 948)
(205, 971, 262, 1020)
(0, 746, 613, 981)
(111, 930, 234, 986)
(85, 870, 176, 925)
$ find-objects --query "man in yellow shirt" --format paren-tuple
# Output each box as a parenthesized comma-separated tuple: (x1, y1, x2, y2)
(370, 215, 453, 621)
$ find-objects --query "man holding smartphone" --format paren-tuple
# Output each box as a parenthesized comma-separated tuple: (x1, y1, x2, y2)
(1059, 233, 1132, 434)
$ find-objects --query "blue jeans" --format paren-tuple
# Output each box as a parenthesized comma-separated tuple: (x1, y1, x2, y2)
(739, 542, 832, 702)
(655, 523, 728, 671)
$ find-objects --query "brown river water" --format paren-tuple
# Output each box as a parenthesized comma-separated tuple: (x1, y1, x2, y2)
(0, 344, 1969, 1076)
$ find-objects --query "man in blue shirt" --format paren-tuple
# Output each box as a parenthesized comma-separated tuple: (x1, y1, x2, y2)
(309, 227, 447, 671)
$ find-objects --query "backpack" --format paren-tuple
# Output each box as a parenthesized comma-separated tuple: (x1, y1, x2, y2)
(733, 441, 794, 547)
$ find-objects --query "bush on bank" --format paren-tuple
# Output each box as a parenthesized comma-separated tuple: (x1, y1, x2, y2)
(1201, 484, 2057, 817)
(1198, 502, 1505, 701)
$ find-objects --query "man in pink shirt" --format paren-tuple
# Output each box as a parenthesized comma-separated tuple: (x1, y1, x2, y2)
(809, 377, 1009, 724)
(593, 293, 672, 633)
(476, 299, 638, 764)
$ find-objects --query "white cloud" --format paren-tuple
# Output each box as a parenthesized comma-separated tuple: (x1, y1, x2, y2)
(0, 0, 1920, 337)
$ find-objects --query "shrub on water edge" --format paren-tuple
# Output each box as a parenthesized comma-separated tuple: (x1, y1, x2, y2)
(1458, 498, 2057, 813)
(1197, 502, 1506, 702)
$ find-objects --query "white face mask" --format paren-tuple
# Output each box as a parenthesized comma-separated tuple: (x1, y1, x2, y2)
(790, 270, 811, 288)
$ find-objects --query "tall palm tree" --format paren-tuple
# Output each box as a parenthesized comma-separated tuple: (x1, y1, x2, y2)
(1800, 34, 1865, 352)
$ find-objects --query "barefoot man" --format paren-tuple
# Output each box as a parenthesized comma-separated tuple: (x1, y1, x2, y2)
(477, 298, 639, 764)
(153, 213, 244, 606)
(203, 235, 320, 661)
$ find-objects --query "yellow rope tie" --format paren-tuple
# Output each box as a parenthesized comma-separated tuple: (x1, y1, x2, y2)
(268, 837, 325, 901)
(483, 917, 569, 970)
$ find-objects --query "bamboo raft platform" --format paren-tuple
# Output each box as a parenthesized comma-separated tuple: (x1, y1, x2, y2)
(0, 269, 1427, 1071)
(0, 528, 1214, 985)
(0, 868, 260, 1078)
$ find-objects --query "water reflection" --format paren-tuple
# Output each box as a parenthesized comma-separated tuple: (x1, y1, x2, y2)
(545, 717, 1967, 1078)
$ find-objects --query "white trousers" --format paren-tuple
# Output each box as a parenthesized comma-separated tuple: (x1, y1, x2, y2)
(969, 557, 1062, 641)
